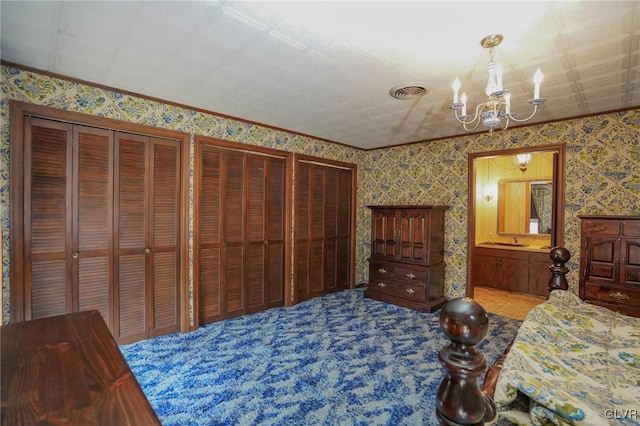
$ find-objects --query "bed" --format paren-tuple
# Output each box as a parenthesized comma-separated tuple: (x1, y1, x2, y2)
(436, 247, 640, 426)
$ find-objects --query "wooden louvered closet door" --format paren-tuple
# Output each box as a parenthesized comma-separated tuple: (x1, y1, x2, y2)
(196, 142, 287, 325)
(295, 160, 354, 302)
(23, 118, 114, 323)
(15, 115, 182, 344)
(115, 133, 181, 343)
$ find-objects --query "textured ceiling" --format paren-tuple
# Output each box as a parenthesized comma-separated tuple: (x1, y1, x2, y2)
(1, 1, 639, 149)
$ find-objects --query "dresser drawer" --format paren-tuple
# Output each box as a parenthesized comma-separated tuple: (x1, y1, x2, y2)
(584, 283, 640, 308)
(583, 220, 620, 236)
(395, 266, 428, 283)
(368, 279, 426, 302)
(369, 261, 395, 279)
(622, 221, 640, 237)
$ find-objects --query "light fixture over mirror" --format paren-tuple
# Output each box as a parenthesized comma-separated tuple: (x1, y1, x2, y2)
(448, 34, 547, 133)
(516, 153, 532, 172)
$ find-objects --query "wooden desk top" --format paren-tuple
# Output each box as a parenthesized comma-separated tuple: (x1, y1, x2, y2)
(1, 310, 160, 425)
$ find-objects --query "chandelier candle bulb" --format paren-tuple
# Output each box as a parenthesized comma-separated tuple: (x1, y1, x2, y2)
(461, 92, 467, 116)
(533, 68, 543, 99)
(505, 93, 511, 115)
(452, 78, 461, 105)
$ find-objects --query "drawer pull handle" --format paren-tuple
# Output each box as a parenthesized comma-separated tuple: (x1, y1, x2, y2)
(406, 288, 416, 295)
(377, 282, 386, 288)
(406, 273, 416, 279)
(378, 268, 387, 274)
(609, 291, 629, 300)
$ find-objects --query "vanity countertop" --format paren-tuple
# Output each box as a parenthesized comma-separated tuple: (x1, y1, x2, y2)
(475, 242, 551, 253)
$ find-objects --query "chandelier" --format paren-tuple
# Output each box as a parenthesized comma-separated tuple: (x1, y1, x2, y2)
(448, 34, 546, 133)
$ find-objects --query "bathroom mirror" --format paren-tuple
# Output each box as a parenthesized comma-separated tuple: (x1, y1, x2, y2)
(498, 180, 553, 234)
(468, 144, 565, 248)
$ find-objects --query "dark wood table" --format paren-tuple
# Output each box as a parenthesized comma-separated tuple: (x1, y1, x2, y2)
(1, 310, 160, 425)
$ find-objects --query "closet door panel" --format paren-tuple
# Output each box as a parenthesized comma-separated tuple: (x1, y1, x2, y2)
(324, 168, 338, 292)
(27, 120, 72, 319)
(295, 165, 311, 300)
(247, 155, 266, 311)
(115, 135, 147, 342)
(309, 167, 325, 296)
(76, 127, 113, 323)
(150, 141, 180, 334)
(198, 147, 222, 322)
(223, 152, 245, 315)
(267, 158, 285, 305)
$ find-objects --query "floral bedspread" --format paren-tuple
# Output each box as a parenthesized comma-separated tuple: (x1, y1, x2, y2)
(493, 290, 640, 426)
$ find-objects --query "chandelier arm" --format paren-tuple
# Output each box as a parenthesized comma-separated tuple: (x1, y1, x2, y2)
(506, 104, 539, 123)
(454, 104, 485, 132)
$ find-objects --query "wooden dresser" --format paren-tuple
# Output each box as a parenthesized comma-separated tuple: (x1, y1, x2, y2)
(365, 205, 448, 312)
(579, 215, 640, 318)
(1, 310, 160, 425)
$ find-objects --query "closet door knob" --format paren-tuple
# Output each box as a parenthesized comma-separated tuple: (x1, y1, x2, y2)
(144, 248, 151, 254)
(71, 252, 79, 259)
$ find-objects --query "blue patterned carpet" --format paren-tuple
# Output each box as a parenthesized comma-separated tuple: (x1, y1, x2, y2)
(121, 288, 521, 425)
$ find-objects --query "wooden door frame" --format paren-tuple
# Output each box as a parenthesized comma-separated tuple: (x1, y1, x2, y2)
(9, 101, 190, 334)
(294, 154, 357, 305)
(466, 143, 565, 298)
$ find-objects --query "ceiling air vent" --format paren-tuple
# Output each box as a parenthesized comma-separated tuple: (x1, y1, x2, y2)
(389, 84, 430, 100)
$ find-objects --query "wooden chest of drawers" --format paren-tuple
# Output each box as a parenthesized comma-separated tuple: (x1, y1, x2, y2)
(579, 215, 640, 317)
(364, 205, 448, 312)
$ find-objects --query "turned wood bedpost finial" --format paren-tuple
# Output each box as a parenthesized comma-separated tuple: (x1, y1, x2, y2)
(436, 297, 496, 425)
(548, 246, 570, 292)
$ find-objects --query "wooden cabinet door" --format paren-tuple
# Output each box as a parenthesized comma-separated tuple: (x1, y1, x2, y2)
(621, 240, 640, 287)
(371, 209, 396, 259)
(397, 209, 427, 264)
(471, 254, 499, 288)
(499, 257, 530, 292)
(529, 252, 552, 296)
(24, 118, 113, 323)
(583, 237, 618, 284)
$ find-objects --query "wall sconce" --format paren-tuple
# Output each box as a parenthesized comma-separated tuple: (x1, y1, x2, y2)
(482, 185, 497, 202)
(516, 153, 532, 172)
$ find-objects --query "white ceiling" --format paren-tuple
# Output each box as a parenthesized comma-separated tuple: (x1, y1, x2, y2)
(2, 1, 639, 150)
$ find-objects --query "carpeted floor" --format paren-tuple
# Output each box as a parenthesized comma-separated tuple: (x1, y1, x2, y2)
(121, 288, 521, 426)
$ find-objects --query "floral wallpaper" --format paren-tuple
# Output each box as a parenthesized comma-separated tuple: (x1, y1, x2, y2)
(1, 64, 639, 324)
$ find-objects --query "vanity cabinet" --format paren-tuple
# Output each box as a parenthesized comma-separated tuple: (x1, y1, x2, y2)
(579, 215, 640, 318)
(365, 205, 448, 312)
(471, 247, 550, 296)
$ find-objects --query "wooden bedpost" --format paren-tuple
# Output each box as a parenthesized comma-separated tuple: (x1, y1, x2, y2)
(548, 246, 570, 292)
(436, 297, 496, 425)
